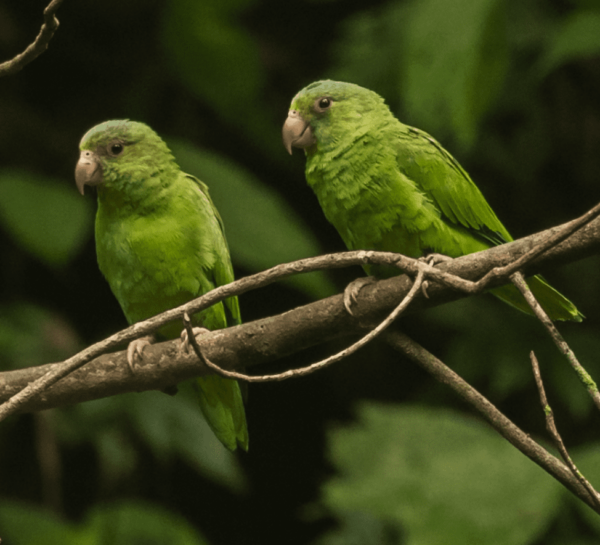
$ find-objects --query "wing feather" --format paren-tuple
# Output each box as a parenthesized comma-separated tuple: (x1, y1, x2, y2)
(186, 173, 241, 326)
(398, 126, 512, 247)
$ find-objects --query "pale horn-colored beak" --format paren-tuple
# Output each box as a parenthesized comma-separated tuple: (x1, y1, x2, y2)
(75, 150, 103, 195)
(282, 110, 316, 154)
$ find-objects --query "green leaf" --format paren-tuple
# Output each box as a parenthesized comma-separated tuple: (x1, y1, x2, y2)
(401, 0, 509, 149)
(82, 501, 209, 545)
(330, 5, 407, 99)
(161, 0, 262, 119)
(56, 389, 246, 491)
(322, 403, 562, 545)
(0, 500, 210, 545)
(129, 388, 247, 492)
(0, 501, 81, 545)
(168, 138, 337, 298)
(0, 169, 93, 268)
(330, 0, 508, 149)
(0, 303, 81, 370)
(314, 510, 399, 545)
(538, 10, 600, 76)
(160, 0, 292, 160)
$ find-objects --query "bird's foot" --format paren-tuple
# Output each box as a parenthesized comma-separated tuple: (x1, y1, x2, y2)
(126, 335, 155, 373)
(418, 253, 452, 298)
(343, 276, 377, 316)
(179, 326, 211, 355)
(420, 252, 452, 267)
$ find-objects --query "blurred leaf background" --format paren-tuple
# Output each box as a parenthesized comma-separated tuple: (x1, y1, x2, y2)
(1, 0, 600, 543)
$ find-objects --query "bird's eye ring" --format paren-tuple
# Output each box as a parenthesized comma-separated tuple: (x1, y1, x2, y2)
(109, 143, 124, 156)
(314, 97, 332, 112)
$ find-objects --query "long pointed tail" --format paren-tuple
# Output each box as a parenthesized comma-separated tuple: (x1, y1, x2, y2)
(197, 375, 249, 451)
(491, 275, 583, 322)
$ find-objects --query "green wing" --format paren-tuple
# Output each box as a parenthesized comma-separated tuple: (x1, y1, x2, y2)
(397, 126, 512, 247)
(185, 173, 248, 450)
(393, 126, 582, 322)
(186, 173, 241, 327)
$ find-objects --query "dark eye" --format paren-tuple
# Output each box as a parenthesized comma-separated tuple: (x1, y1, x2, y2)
(314, 97, 332, 112)
(109, 143, 124, 156)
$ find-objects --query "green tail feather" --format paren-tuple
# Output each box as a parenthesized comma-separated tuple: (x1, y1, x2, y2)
(197, 375, 249, 451)
(491, 275, 583, 322)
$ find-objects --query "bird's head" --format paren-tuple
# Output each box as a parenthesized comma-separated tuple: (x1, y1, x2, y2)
(282, 80, 389, 156)
(75, 120, 175, 196)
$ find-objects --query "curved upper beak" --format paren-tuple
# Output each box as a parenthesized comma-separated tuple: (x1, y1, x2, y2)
(282, 110, 316, 154)
(75, 150, 103, 195)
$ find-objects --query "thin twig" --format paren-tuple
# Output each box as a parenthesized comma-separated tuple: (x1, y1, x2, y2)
(1, 205, 599, 421)
(475, 201, 600, 289)
(530, 351, 600, 508)
(0, 0, 65, 78)
(384, 330, 600, 513)
(510, 271, 600, 411)
(389, 200, 600, 297)
(184, 268, 426, 382)
(0, 251, 410, 422)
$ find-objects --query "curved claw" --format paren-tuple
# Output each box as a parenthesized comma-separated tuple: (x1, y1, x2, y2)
(126, 335, 155, 372)
(343, 276, 377, 316)
(418, 253, 451, 298)
(421, 253, 452, 267)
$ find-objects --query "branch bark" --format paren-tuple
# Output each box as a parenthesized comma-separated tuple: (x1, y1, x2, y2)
(0, 0, 65, 78)
(1, 213, 599, 414)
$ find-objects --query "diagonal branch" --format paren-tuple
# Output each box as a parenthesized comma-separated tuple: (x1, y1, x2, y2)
(530, 351, 600, 509)
(0, 0, 65, 78)
(184, 268, 426, 382)
(474, 201, 600, 289)
(0, 251, 410, 422)
(384, 330, 600, 514)
(1, 210, 599, 418)
(510, 271, 600, 411)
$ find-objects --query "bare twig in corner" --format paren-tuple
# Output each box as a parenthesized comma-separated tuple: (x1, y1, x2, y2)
(510, 271, 600, 412)
(384, 330, 600, 513)
(530, 351, 600, 509)
(184, 268, 427, 383)
(0, 0, 65, 78)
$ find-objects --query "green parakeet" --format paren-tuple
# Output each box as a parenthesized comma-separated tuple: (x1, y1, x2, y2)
(75, 119, 249, 451)
(283, 80, 582, 322)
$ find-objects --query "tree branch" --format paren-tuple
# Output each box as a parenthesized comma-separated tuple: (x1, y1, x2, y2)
(1, 213, 599, 416)
(384, 331, 600, 513)
(511, 271, 600, 410)
(183, 268, 426, 382)
(0, 0, 65, 78)
(529, 351, 600, 509)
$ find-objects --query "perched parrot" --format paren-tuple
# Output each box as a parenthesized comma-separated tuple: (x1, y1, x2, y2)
(283, 80, 582, 322)
(75, 119, 249, 451)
